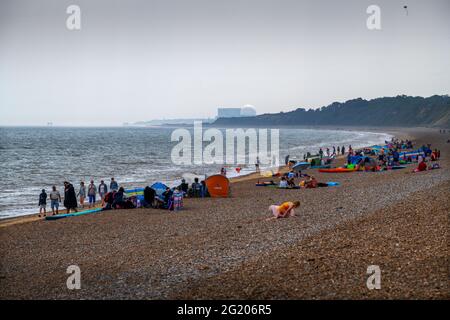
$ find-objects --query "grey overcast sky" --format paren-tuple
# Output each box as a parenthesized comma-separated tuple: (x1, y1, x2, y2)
(0, 0, 449, 126)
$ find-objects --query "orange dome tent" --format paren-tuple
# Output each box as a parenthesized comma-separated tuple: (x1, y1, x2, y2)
(205, 174, 230, 198)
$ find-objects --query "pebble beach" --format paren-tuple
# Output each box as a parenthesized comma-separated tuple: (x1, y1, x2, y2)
(0, 127, 448, 299)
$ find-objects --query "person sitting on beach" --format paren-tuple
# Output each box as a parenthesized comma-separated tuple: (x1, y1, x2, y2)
(49, 185, 61, 215)
(103, 191, 116, 210)
(287, 176, 296, 188)
(63, 181, 78, 213)
(304, 176, 318, 189)
(414, 160, 428, 172)
(112, 187, 126, 209)
(38, 189, 47, 217)
(266, 201, 300, 221)
(279, 176, 288, 188)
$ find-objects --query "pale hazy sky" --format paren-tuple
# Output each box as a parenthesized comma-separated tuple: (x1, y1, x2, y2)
(0, 0, 449, 126)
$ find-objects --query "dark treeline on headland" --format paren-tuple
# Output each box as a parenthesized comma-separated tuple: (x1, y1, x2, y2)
(213, 95, 450, 127)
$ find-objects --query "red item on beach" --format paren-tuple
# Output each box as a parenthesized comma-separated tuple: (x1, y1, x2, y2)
(417, 161, 427, 172)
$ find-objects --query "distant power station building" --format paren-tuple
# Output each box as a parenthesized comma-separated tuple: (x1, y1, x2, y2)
(217, 108, 241, 118)
(217, 105, 256, 118)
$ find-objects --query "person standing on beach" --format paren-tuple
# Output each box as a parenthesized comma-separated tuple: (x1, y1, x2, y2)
(255, 156, 260, 173)
(200, 180, 207, 198)
(77, 181, 86, 208)
(49, 185, 61, 215)
(110, 177, 119, 192)
(341, 146, 345, 155)
(38, 189, 47, 217)
(64, 182, 78, 213)
(337, 146, 340, 155)
(98, 180, 108, 206)
(319, 148, 324, 159)
(191, 178, 202, 197)
(332, 146, 336, 156)
(178, 179, 189, 195)
(172, 188, 183, 211)
(143, 186, 156, 208)
(87, 180, 97, 208)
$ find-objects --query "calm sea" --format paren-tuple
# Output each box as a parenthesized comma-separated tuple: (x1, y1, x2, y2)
(0, 126, 391, 219)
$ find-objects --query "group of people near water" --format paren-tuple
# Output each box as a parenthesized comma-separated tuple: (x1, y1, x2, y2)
(140, 178, 209, 211)
(38, 178, 120, 217)
(299, 145, 351, 162)
(37, 175, 213, 217)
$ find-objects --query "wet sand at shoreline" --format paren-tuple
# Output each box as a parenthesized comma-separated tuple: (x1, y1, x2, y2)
(0, 127, 448, 299)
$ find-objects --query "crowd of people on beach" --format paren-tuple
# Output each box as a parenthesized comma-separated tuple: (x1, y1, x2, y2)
(37, 133, 444, 221)
(38, 178, 119, 217)
(266, 136, 444, 220)
(37, 175, 213, 217)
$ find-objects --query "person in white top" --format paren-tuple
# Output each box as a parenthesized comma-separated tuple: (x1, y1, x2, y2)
(49, 185, 61, 215)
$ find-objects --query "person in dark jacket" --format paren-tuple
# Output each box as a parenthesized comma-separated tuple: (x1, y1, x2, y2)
(191, 178, 202, 197)
(143, 186, 155, 208)
(63, 182, 78, 213)
(178, 179, 189, 195)
(110, 177, 119, 192)
(38, 189, 47, 217)
(112, 187, 125, 209)
(162, 187, 173, 209)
